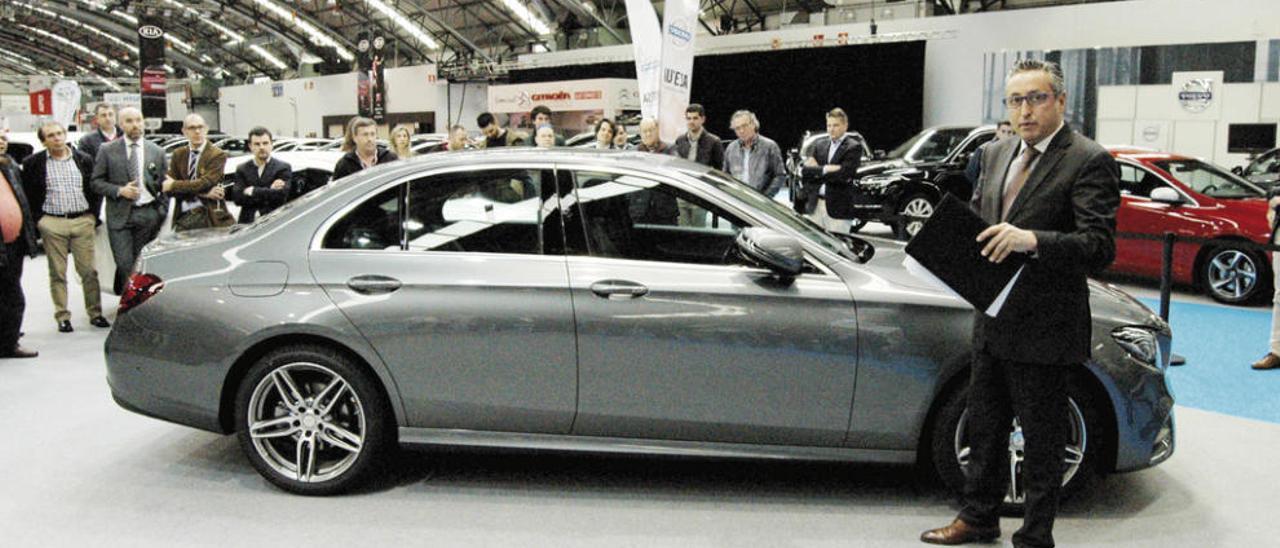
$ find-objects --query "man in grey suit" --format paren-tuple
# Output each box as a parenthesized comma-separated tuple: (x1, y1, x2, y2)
(920, 59, 1119, 547)
(90, 107, 167, 295)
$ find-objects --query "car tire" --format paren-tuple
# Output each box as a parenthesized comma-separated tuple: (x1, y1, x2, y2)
(930, 375, 1101, 512)
(234, 345, 392, 496)
(895, 193, 936, 240)
(1200, 244, 1269, 305)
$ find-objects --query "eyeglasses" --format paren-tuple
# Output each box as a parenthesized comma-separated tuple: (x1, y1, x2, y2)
(1003, 91, 1054, 108)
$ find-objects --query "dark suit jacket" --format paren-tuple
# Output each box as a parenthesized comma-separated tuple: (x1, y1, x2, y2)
(76, 128, 122, 163)
(970, 127, 1120, 365)
(20, 149, 100, 224)
(674, 131, 724, 168)
(90, 138, 168, 230)
(801, 134, 863, 219)
(232, 157, 293, 223)
(333, 148, 399, 181)
(0, 162, 38, 265)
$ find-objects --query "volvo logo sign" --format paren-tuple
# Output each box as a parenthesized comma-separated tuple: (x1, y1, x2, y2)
(1177, 78, 1214, 113)
(667, 19, 693, 49)
(138, 25, 163, 39)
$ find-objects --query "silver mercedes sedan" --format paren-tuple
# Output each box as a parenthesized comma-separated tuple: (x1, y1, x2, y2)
(105, 149, 1175, 498)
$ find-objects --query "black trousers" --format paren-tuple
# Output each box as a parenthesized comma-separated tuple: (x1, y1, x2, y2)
(107, 205, 163, 295)
(958, 349, 1069, 548)
(0, 243, 27, 351)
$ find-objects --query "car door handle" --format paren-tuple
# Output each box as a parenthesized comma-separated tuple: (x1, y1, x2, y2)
(347, 275, 402, 294)
(590, 280, 648, 299)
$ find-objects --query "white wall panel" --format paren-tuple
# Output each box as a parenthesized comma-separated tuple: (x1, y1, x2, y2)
(1095, 119, 1135, 147)
(1172, 120, 1217, 159)
(1097, 86, 1138, 120)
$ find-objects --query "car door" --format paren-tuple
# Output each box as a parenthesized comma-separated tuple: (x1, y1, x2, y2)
(559, 167, 859, 446)
(307, 166, 578, 434)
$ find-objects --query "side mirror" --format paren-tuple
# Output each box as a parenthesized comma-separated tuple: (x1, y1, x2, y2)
(1149, 187, 1184, 205)
(735, 227, 804, 277)
(1231, 166, 1244, 175)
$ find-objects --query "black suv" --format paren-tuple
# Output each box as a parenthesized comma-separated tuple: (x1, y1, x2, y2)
(846, 125, 995, 239)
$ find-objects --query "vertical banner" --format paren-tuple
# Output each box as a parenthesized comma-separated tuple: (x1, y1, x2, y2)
(137, 12, 167, 118)
(51, 80, 82, 129)
(356, 32, 372, 118)
(371, 34, 388, 122)
(658, 0, 698, 142)
(28, 76, 52, 115)
(624, 0, 662, 121)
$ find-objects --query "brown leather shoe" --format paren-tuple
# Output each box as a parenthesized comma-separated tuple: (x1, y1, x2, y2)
(920, 518, 1000, 545)
(1252, 353, 1280, 370)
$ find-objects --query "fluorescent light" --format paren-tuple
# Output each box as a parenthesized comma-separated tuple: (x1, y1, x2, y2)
(249, 0, 355, 61)
(97, 76, 123, 92)
(365, 0, 440, 50)
(249, 44, 289, 70)
(18, 24, 133, 76)
(161, 0, 245, 44)
(501, 0, 553, 35)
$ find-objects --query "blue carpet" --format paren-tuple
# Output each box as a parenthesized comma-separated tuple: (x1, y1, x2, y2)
(1137, 298, 1280, 424)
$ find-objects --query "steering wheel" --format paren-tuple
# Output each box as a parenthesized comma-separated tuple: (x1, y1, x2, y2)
(1200, 184, 1218, 195)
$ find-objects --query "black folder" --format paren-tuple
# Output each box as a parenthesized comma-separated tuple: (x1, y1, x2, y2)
(903, 194, 1027, 317)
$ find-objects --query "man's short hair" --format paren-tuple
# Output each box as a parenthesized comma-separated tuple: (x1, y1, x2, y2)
(118, 106, 142, 119)
(531, 105, 552, 120)
(685, 103, 706, 117)
(247, 126, 273, 141)
(36, 121, 64, 143)
(94, 103, 115, 116)
(476, 112, 496, 128)
(730, 110, 760, 130)
(450, 124, 467, 134)
(997, 120, 1013, 129)
(1008, 58, 1066, 96)
(826, 108, 848, 123)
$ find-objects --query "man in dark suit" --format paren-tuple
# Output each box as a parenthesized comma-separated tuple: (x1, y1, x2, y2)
(0, 148, 38, 358)
(77, 103, 123, 162)
(90, 107, 168, 295)
(164, 114, 229, 231)
(965, 120, 1015, 187)
(232, 127, 292, 223)
(673, 104, 724, 226)
(800, 108, 862, 228)
(920, 59, 1119, 548)
(22, 122, 108, 332)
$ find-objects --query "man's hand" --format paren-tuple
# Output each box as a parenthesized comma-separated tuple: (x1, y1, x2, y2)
(119, 181, 140, 201)
(270, 179, 287, 190)
(1268, 197, 1280, 226)
(804, 157, 818, 168)
(161, 176, 175, 192)
(823, 165, 840, 174)
(203, 185, 225, 200)
(977, 222, 1037, 263)
(243, 186, 254, 196)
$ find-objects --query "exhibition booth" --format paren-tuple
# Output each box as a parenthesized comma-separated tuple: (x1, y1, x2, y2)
(486, 78, 641, 134)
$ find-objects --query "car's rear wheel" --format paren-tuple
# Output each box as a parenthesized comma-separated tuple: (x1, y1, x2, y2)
(1200, 244, 1268, 304)
(235, 345, 392, 495)
(930, 377, 1101, 510)
(895, 193, 936, 240)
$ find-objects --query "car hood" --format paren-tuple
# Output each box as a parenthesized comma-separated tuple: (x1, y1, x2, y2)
(858, 158, 909, 177)
(858, 237, 1166, 329)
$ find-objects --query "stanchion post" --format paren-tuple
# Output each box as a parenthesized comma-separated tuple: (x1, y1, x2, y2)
(1160, 232, 1175, 321)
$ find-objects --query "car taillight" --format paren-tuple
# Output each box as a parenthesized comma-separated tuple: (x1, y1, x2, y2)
(119, 273, 164, 314)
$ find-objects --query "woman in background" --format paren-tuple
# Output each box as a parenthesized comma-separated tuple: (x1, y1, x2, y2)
(390, 124, 415, 159)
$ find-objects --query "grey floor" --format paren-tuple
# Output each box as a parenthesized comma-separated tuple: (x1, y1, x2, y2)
(2, 238, 1274, 547)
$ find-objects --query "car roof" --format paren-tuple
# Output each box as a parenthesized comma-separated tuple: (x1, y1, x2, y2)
(222, 150, 343, 174)
(1106, 145, 1191, 161)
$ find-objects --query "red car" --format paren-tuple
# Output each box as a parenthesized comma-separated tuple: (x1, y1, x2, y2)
(1108, 147, 1272, 304)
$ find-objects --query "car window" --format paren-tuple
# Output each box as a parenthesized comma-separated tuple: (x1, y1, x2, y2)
(1118, 163, 1165, 198)
(404, 169, 553, 254)
(322, 186, 402, 250)
(1247, 150, 1280, 176)
(564, 170, 749, 266)
(957, 132, 995, 157)
(1152, 159, 1264, 199)
(906, 128, 973, 163)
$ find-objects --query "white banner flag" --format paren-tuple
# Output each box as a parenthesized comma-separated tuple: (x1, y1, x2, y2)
(51, 80, 82, 129)
(624, 0, 662, 121)
(658, 0, 698, 143)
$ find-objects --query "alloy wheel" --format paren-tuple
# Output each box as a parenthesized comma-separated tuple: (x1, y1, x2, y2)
(953, 398, 1088, 505)
(1206, 249, 1258, 302)
(246, 362, 366, 483)
(901, 196, 935, 238)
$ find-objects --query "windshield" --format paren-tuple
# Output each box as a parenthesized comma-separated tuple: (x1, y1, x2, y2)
(698, 170, 871, 262)
(1246, 150, 1280, 177)
(1152, 159, 1264, 199)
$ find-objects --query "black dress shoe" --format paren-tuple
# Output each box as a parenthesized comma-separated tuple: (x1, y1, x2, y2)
(90, 316, 111, 328)
(1, 345, 38, 358)
(58, 320, 73, 333)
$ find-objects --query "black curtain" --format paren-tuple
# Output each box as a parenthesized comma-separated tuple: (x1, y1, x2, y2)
(509, 41, 926, 153)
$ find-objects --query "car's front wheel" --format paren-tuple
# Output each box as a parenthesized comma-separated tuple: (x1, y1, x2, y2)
(234, 345, 392, 495)
(930, 378, 1101, 510)
(895, 193, 936, 240)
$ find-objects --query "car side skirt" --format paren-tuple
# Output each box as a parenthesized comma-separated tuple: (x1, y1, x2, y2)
(398, 427, 917, 464)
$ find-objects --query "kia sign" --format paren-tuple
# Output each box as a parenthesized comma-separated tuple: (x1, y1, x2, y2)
(138, 25, 163, 39)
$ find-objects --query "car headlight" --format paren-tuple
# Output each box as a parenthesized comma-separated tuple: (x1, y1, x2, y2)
(1112, 326, 1161, 368)
(860, 176, 893, 188)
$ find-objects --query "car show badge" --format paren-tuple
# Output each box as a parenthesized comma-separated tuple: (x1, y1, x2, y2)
(1177, 78, 1214, 113)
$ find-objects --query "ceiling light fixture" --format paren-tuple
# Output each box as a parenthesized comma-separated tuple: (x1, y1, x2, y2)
(249, 44, 289, 70)
(364, 0, 440, 50)
(249, 0, 355, 61)
(501, 0, 553, 35)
